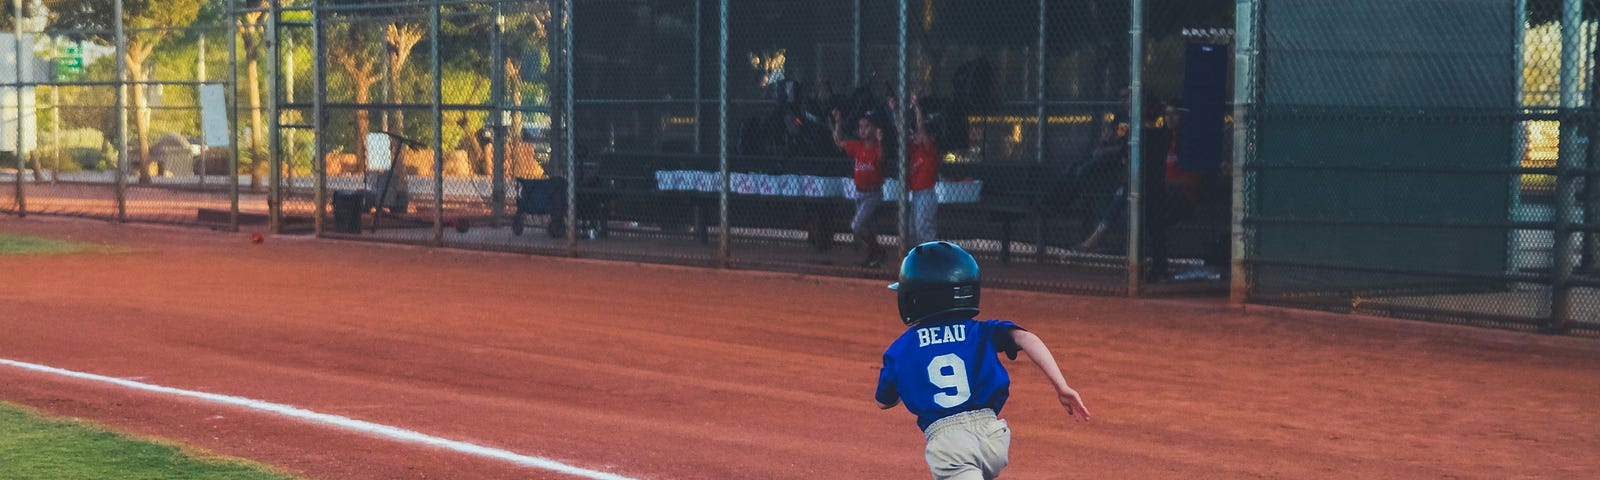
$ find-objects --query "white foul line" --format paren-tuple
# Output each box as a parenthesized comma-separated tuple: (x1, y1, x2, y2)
(0, 357, 642, 480)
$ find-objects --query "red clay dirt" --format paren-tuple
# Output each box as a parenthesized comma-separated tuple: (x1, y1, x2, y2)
(1, 216, 1596, 480)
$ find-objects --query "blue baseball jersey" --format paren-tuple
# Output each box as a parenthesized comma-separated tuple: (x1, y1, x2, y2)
(875, 319, 1025, 431)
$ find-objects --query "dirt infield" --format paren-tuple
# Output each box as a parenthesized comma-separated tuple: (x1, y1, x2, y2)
(0, 216, 1596, 479)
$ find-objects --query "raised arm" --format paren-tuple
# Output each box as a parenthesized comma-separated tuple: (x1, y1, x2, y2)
(832, 109, 847, 149)
(1011, 329, 1091, 421)
(910, 93, 927, 140)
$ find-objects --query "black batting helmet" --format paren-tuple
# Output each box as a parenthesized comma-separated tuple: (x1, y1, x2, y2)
(889, 241, 981, 326)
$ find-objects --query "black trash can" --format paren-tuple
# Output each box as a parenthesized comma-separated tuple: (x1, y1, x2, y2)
(331, 190, 366, 234)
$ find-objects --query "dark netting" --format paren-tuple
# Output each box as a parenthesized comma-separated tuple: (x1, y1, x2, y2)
(559, 0, 715, 265)
(1239, 0, 1598, 333)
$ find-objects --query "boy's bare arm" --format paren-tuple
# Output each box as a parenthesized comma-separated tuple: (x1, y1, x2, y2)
(1011, 329, 1091, 421)
(831, 109, 847, 148)
(911, 93, 927, 139)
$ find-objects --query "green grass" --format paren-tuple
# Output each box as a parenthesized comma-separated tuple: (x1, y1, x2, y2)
(0, 234, 87, 255)
(0, 403, 297, 480)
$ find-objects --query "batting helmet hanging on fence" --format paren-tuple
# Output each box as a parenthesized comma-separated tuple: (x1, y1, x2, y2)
(889, 241, 981, 326)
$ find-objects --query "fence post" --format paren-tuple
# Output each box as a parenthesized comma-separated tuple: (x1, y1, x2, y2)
(50, 68, 59, 186)
(692, 0, 701, 154)
(1126, 0, 1145, 297)
(198, 35, 208, 191)
(1551, 0, 1585, 332)
(312, 0, 326, 236)
(1035, 0, 1047, 166)
(562, 0, 577, 255)
(228, 0, 241, 231)
(115, 0, 128, 222)
(489, 0, 506, 227)
(1034, 0, 1047, 264)
(895, 0, 908, 258)
(11, 0, 24, 216)
(717, 0, 729, 267)
(1230, 0, 1259, 307)
(12, 0, 24, 217)
(430, 0, 444, 246)
(852, 0, 861, 88)
(267, 0, 282, 233)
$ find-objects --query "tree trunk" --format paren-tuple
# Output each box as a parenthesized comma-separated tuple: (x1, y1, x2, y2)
(388, 57, 405, 136)
(127, 51, 154, 185)
(383, 23, 423, 142)
(248, 54, 267, 191)
(506, 58, 523, 170)
(354, 80, 372, 173)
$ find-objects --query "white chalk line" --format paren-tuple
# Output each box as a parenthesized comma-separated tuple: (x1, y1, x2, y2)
(0, 357, 641, 480)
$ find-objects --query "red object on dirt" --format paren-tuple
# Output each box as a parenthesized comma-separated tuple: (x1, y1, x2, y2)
(250, 232, 264, 244)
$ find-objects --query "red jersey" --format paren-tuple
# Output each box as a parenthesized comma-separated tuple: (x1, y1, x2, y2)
(843, 140, 885, 192)
(908, 138, 939, 192)
(1162, 133, 1201, 202)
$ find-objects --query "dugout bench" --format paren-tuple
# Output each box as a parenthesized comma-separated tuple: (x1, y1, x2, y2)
(575, 152, 1097, 263)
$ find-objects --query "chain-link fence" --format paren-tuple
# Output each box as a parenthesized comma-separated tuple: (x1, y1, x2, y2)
(15, 0, 1588, 333)
(1, 0, 243, 227)
(536, 0, 1238, 294)
(1236, 0, 1599, 333)
(3, 0, 1242, 297)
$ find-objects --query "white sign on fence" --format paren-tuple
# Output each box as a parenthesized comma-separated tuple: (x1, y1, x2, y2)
(0, 87, 36, 153)
(366, 132, 392, 171)
(199, 84, 230, 147)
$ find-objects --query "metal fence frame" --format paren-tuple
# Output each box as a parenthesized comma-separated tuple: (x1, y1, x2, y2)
(7, 0, 1588, 334)
(2, 0, 243, 229)
(264, 0, 1170, 297)
(1233, 0, 1599, 334)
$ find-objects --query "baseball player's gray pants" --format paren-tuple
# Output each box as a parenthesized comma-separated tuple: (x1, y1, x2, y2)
(852, 191, 884, 239)
(923, 409, 1011, 480)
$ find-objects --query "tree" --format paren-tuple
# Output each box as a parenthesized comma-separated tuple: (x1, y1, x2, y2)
(237, 0, 268, 190)
(444, 1, 549, 172)
(326, 19, 381, 171)
(383, 21, 423, 136)
(43, 0, 204, 184)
